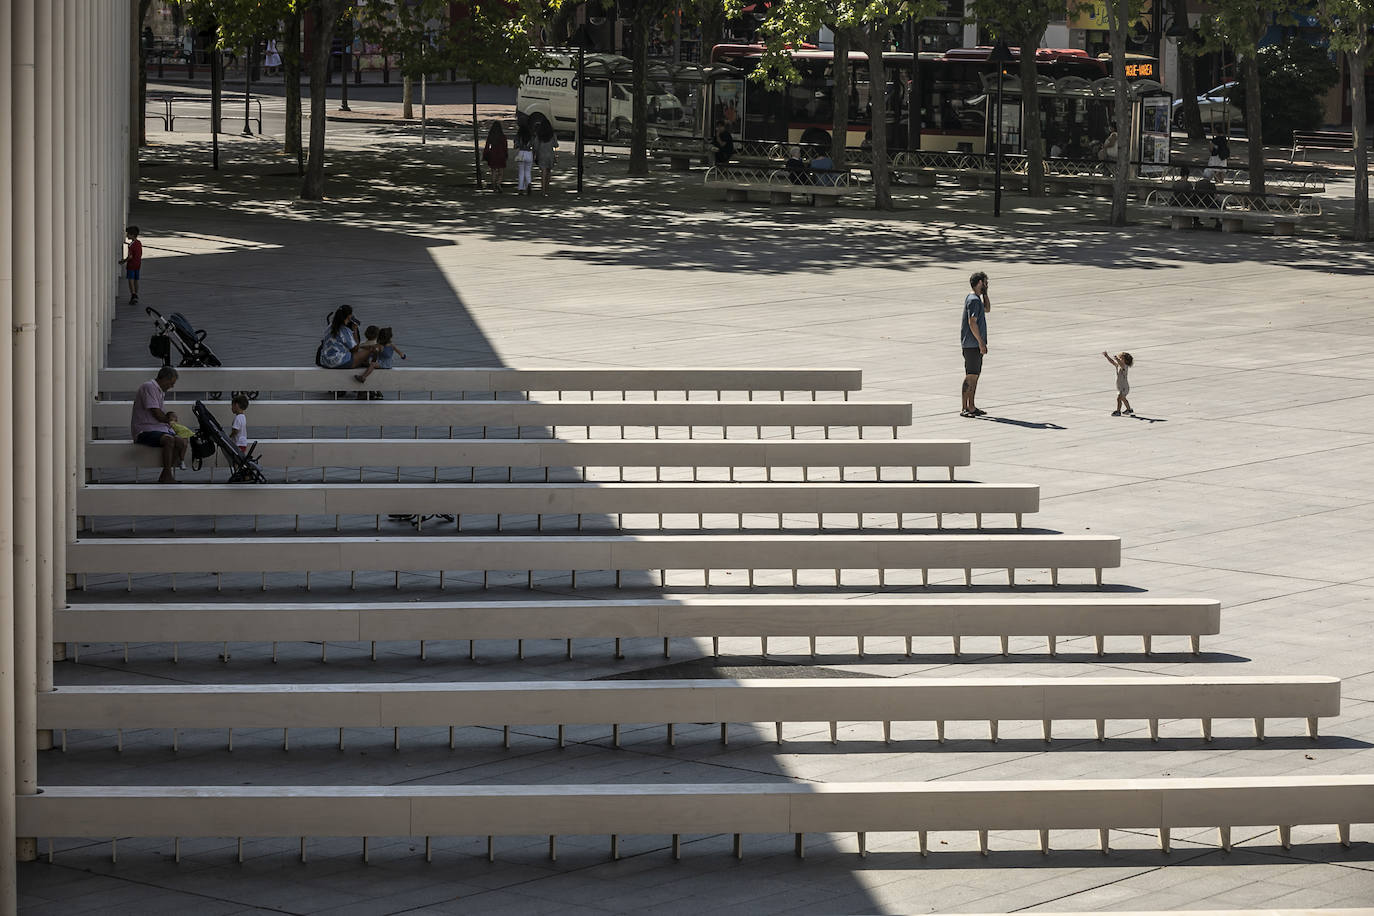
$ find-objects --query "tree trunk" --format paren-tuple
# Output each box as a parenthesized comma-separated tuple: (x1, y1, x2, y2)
(1109, 0, 1130, 225)
(1241, 47, 1264, 193)
(1019, 36, 1045, 197)
(1169, 0, 1204, 139)
(403, 75, 414, 119)
(629, 3, 651, 176)
(863, 26, 892, 210)
(831, 28, 849, 166)
(301, 0, 342, 200)
(1352, 45, 1369, 242)
(284, 10, 303, 157)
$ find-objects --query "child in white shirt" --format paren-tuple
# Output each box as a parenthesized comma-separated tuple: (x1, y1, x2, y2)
(230, 394, 250, 453)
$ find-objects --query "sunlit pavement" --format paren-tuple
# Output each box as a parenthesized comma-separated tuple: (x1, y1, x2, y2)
(19, 117, 1374, 915)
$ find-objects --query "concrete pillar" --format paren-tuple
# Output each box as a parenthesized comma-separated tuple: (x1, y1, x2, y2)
(64, 0, 80, 543)
(33, 0, 55, 713)
(10, 0, 41, 864)
(1, 0, 20, 902)
(77, 4, 91, 472)
(49, 0, 68, 614)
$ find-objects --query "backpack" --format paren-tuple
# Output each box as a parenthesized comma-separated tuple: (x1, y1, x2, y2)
(149, 332, 172, 365)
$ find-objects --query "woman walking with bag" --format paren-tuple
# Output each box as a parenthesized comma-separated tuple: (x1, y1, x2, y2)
(482, 122, 509, 192)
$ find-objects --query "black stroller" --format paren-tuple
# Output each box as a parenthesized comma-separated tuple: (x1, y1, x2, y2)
(148, 307, 221, 368)
(190, 399, 267, 483)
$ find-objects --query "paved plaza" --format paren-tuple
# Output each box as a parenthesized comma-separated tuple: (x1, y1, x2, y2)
(18, 111, 1374, 914)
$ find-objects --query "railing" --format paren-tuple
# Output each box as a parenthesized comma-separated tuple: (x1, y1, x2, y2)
(710, 143, 1326, 197)
(1142, 189, 1323, 217)
(704, 165, 852, 189)
(166, 94, 263, 133)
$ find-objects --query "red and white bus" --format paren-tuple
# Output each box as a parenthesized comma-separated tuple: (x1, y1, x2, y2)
(709, 44, 1109, 154)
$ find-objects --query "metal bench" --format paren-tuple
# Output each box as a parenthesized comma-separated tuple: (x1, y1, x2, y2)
(1291, 129, 1367, 162)
(1142, 190, 1321, 236)
(166, 94, 263, 133)
(54, 595, 1223, 662)
(650, 136, 711, 171)
(38, 675, 1339, 751)
(88, 398, 913, 439)
(66, 533, 1122, 588)
(97, 366, 865, 400)
(84, 437, 972, 483)
(76, 481, 1040, 532)
(704, 166, 852, 207)
(18, 776, 1373, 863)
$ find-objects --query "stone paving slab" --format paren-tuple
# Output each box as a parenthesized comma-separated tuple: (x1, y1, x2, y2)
(24, 116, 1374, 913)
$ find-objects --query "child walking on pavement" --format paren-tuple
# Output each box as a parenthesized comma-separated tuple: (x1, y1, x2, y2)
(1103, 350, 1134, 416)
(118, 225, 143, 304)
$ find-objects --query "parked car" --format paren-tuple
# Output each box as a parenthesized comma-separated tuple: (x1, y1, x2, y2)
(1173, 82, 1243, 130)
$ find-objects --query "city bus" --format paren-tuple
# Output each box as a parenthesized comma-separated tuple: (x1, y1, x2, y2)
(709, 44, 1108, 154)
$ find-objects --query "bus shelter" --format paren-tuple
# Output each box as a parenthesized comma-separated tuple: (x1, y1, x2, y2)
(980, 73, 1171, 175)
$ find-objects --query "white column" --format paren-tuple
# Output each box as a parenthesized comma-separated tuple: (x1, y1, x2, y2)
(0, 0, 20, 902)
(10, 0, 41, 864)
(49, 0, 68, 619)
(78, 4, 92, 471)
(64, 0, 80, 539)
(33, 0, 55, 716)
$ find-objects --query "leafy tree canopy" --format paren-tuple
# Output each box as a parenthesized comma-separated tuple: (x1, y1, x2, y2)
(1232, 36, 1340, 142)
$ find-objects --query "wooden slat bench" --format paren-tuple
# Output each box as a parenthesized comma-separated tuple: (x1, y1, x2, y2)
(88, 399, 913, 438)
(84, 438, 973, 482)
(66, 533, 1121, 588)
(18, 776, 1373, 862)
(54, 595, 1223, 661)
(76, 482, 1040, 531)
(38, 675, 1339, 750)
(1291, 129, 1366, 162)
(97, 367, 865, 399)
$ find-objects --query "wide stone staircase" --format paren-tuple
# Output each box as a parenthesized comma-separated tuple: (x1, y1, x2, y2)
(22, 366, 1370, 876)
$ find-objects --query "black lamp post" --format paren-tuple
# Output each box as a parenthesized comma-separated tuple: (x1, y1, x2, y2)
(988, 40, 1013, 217)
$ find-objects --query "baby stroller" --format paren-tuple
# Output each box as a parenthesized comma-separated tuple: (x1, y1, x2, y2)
(148, 306, 221, 368)
(190, 399, 267, 483)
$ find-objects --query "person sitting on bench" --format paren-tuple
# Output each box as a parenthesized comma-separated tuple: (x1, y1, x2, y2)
(131, 366, 188, 484)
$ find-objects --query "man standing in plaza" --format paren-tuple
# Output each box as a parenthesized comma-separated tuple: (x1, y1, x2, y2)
(131, 366, 188, 483)
(960, 271, 991, 417)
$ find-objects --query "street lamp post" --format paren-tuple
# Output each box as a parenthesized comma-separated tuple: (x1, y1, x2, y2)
(989, 40, 1012, 217)
(577, 46, 586, 193)
(340, 19, 352, 111)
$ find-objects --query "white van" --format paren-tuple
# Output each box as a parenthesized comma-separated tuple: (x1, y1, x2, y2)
(517, 52, 685, 141)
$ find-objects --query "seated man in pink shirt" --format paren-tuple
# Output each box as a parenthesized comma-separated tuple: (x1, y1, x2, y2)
(131, 366, 188, 483)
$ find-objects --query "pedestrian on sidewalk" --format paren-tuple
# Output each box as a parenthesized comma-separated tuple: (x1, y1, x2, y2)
(483, 122, 509, 192)
(960, 271, 991, 418)
(535, 119, 558, 194)
(1102, 350, 1134, 416)
(263, 39, 281, 75)
(514, 123, 535, 194)
(118, 225, 143, 305)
